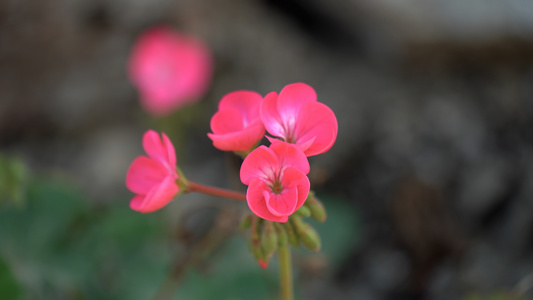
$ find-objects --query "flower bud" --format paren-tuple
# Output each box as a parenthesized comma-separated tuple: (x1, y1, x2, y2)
(295, 205, 311, 218)
(283, 220, 300, 248)
(260, 221, 278, 258)
(291, 216, 321, 252)
(274, 222, 288, 247)
(248, 217, 266, 266)
(248, 237, 266, 265)
(240, 214, 253, 229)
(306, 195, 327, 223)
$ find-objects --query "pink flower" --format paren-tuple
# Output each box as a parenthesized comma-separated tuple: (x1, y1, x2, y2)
(260, 83, 338, 156)
(128, 26, 213, 116)
(207, 91, 265, 152)
(240, 141, 310, 222)
(126, 130, 179, 213)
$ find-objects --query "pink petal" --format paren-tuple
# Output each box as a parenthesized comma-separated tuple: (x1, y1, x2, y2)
(240, 146, 280, 185)
(126, 156, 169, 194)
(276, 83, 317, 118)
(170, 35, 212, 101)
(265, 185, 298, 216)
(264, 167, 309, 216)
(161, 132, 177, 170)
(260, 91, 286, 138)
(269, 139, 310, 175)
(210, 108, 245, 134)
(218, 91, 263, 122)
(294, 102, 338, 156)
(282, 167, 310, 211)
(130, 175, 179, 213)
(246, 179, 289, 223)
(143, 130, 167, 163)
(208, 120, 265, 152)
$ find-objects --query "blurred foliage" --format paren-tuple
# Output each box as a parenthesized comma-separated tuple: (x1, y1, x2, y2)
(0, 154, 28, 207)
(0, 175, 360, 299)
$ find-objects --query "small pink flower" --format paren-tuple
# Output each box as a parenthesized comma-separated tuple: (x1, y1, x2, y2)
(126, 130, 179, 213)
(260, 82, 338, 156)
(128, 26, 213, 116)
(240, 141, 310, 223)
(207, 91, 265, 152)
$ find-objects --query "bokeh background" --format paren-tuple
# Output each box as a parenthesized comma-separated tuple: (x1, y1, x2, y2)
(2, 1, 533, 299)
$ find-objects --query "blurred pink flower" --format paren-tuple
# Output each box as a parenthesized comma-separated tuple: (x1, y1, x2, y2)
(260, 83, 338, 156)
(128, 26, 213, 116)
(208, 91, 265, 152)
(240, 141, 310, 222)
(126, 130, 179, 213)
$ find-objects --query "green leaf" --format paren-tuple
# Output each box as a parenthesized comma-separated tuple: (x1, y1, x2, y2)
(0, 255, 22, 300)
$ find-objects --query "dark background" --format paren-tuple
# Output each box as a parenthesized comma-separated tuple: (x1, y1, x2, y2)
(2, 1, 533, 299)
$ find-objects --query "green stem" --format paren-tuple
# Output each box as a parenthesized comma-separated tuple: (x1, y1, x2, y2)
(186, 181, 246, 202)
(278, 243, 294, 300)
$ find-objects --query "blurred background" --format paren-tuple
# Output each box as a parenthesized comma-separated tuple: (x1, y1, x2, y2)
(2, 0, 533, 299)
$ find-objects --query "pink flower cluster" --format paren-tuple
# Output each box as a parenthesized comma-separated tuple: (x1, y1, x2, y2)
(125, 82, 337, 223)
(208, 82, 337, 222)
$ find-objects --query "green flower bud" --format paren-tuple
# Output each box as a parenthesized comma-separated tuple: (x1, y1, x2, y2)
(274, 222, 288, 247)
(260, 221, 278, 257)
(295, 205, 311, 218)
(240, 214, 253, 229)
(248, 216, 265, 263)
(248, 236, 265, 262)
(306, 195, 327, 223)
(283, 220, 300, 248)
(291, 216, 321, 252)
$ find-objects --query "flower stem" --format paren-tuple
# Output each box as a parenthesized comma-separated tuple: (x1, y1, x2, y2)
(278, 243, 294, 300)
(186, 181, 246, 202)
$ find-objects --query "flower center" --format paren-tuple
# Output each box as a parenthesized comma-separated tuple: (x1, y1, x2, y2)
(282, 116, 298, 144)
(271, 181, 283, 194)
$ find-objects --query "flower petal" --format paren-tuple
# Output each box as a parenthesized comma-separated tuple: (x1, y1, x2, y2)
(276, 82, 317, 118)
(128, 26, 212, 116)
(260, 91, 286, 138)
(294, 102, 338, 156)
(126, 156, 169, 194)
(170, 35, 212, 102)
(269, 139, 310, 175)
(240, 146, 280, 185)
(246, 179, 289, 223)
(281, 167, 310, 211)
(265, 167, 309, 216)
(210, 108, 245, 134)
(219, 90, 263, 122)
(161, 132, 177, 170)
(265, 185, 298, 216)
(130, 175, 179, 213)
(208, 120, 265, 152)
(143, 130, 167, 163)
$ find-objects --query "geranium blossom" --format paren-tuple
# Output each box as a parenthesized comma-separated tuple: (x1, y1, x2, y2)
(208, 91, 265, 152)
(240, 141, 310, 222)
(260, 82, 338, 156)
(126, 130, 179, 213)
(128, 26, 212, 116)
